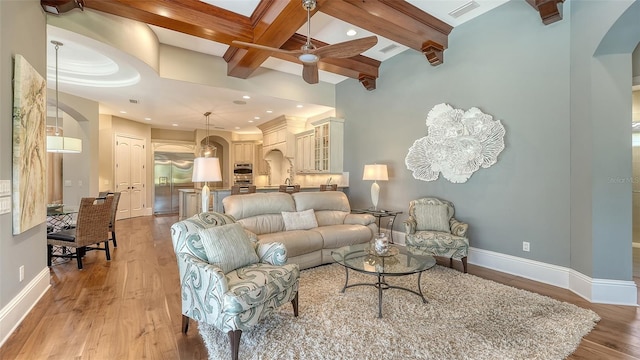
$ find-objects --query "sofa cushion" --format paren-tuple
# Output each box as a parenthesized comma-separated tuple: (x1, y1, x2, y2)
(258, 230, 323, 258)
(237, 214, 286, 235)
(312, 224, 374, 249)
(223, 262, 300, 315)
(224, 192, 296, 219)
(414, 204, 450, 232)
(282, 209, 318, 231)
(199, 223, 259, 273)
(292, 191, 351, 212)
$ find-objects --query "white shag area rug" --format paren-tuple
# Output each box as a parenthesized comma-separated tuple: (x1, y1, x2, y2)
(200, 263, 600, 360)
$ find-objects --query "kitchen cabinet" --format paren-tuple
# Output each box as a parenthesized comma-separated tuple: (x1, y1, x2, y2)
(312, 117, 344, 173)
(254, 143, 269, 175)
(295, 130, 315, 173)
(257, 115, 306, 158)
(233, 142, 254, 164)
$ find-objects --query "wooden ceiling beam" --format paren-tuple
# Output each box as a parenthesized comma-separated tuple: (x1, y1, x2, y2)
(319, 0, 452, 65)
(83, 0, 253, 44)
(525, 0, 565, 25)
(224, 0, 319, 79)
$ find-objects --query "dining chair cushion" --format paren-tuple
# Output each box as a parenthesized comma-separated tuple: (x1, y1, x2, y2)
(199, 223, 259, 274)
(281, 209, 318, 231)
(414, 204, 450, 232)
(47, 229, 76, 242)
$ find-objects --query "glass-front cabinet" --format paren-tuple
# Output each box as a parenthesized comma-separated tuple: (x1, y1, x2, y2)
(311, 117, 344, 173)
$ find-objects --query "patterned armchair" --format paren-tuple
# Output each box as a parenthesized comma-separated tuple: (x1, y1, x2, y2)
(170, 212, 300, 360)
(404, 197, 469, 273)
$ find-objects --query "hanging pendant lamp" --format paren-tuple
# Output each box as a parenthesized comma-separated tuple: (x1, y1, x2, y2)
(47, 40, 82, 153)
(192, 111, 222, 212)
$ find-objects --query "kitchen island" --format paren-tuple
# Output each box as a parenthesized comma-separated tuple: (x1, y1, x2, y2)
(178, 185, 348, 219)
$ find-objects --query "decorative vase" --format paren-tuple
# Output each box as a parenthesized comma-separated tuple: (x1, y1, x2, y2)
(374, 233, 389, 256)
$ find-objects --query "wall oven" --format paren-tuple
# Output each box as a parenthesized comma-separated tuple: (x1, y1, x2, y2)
(233, 163, 253, 185)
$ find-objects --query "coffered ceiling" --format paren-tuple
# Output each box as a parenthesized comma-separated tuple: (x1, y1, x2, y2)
(43, 0, 564, 133)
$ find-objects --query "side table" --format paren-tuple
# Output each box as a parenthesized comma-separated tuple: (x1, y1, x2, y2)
(351, 209, 403, 243)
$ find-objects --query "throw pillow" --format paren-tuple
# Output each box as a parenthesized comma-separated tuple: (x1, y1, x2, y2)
(282, 209, 318, 231)
(198, 223, 259, 273)
(414, 204, 450, 232)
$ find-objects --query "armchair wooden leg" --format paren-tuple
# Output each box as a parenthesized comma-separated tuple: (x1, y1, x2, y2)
(461, 257, 468, 273)
(47, 244, 52, 267)
(291, 292, 299, 317)
(449, 257, 453, 268)
(228, 330, 242, 360)
(181, 315, 189, 334)
(104, 241, 111, 261)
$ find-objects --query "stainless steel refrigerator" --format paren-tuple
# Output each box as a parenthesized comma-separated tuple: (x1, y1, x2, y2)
(154, 152, 194, 214)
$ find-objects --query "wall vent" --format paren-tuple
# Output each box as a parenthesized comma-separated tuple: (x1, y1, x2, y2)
(129, 99, 139, 104)
(448, 1, 480, 19)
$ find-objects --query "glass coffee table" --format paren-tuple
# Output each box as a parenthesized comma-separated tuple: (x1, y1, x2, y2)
(331, 243, 436, 318)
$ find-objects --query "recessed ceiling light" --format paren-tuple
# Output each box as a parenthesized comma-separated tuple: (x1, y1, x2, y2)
(242, 95, 251, 99)
(266, 110, 273, 113)
(119, 110, 127, 114)
(248, 120, 254, 123)
(346, 29, 357, 37)
(254, 116, 260, 120)
(296, 104, 303, 108)
(172, 123, 178, 127)
(144, 117, 151, 121)
(235, 126, 241, 130)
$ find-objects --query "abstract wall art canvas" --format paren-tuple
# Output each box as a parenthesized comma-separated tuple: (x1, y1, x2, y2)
(12, 54, 47, 234)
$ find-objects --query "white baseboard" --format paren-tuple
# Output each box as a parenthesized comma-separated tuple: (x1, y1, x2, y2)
(469, 247, 638, 306)
(392, 230, 637, 305)
(0, 267, 50, 347)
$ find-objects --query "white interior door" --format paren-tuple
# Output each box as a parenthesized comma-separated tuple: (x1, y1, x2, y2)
(115, 135, 146, 220)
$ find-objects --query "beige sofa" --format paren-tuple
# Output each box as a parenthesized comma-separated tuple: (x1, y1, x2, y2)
(223, 191, 377, 270)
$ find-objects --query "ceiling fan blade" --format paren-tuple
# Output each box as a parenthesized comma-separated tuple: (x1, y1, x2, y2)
(313, 36, 378, 59)
(302, 62, 319, 84)
(232, 40, 300, 56)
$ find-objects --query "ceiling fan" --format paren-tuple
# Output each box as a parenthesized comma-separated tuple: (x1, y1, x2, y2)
(232, 0, 378, 84)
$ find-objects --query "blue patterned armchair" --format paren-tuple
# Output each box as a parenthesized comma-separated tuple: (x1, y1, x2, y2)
(170, 212, 300, 360)
(404, 197, 469, 273)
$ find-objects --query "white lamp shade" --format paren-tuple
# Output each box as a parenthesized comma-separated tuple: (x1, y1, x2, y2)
(47, 135, 82, 153)
(363, 164, 388, 181)
(192, 157, 222, 182)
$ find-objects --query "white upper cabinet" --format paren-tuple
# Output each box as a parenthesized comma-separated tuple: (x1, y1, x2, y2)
(311, 117, 344, 173)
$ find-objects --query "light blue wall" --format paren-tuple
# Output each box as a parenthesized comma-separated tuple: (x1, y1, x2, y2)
(0, 0, 47, 306)
(337, 0, 638, 281)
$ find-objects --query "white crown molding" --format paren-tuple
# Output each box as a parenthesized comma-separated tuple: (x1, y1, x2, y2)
(0, 267, 50, 347)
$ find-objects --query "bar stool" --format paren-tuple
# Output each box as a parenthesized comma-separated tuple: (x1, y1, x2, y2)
(279, 184, 300, 194)
(231, 185, 257, 195)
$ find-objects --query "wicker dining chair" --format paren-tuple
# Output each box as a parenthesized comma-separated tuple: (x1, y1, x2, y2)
(47, 196, 113, 269)
(99, 191, 121, 247)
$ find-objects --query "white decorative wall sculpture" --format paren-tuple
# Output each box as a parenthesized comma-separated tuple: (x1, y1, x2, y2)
(405, 103, 506, 183)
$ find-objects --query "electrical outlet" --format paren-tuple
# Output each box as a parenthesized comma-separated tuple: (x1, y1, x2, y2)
(522, 241, 530, 252)
(19, 265, 24, 282)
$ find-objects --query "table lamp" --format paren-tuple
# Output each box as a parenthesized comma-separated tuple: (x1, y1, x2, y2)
(363, 164, 388, 210)
(192, 157, 222, 213)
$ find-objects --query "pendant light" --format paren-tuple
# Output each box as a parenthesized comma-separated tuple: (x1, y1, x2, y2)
(192, 112, 222, 212)
(47, 40, 82, 153)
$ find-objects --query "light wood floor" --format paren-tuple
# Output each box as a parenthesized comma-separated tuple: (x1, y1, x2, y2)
(1, 215, 639, 359)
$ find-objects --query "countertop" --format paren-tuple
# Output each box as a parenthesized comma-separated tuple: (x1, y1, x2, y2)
(178, 185, 347, 192)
